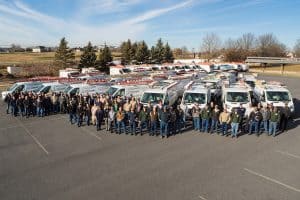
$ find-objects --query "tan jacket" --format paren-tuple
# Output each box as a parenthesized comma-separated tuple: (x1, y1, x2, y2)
(219, 112, 231, 123)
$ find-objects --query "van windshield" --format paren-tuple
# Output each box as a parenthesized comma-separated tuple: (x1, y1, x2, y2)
(266, 91, 290, 101)
(64, 86, 73, 93)
(107, 87, 118, 95)
(226, 92, 249, 103)
(141, 93, 164, 104)
(8, 83, 18, 91)
(184, 93, 206, 104)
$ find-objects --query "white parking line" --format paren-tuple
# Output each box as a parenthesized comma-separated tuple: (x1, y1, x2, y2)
(275, 150, 300, 160)
(14, 117, 49, 155)
(81, 127, 103, 141)
(244, 168, 300, 193)
(0, 116, 66, 131)
(198, 195, 208, 200)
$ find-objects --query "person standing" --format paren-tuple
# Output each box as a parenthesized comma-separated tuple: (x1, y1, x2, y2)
(219, 109, 231, 136)
(76, 103, 84, 127)
(260, 105, 270, 134)
(201, 105, 211, 133)
(96, 106, 104, 131)
(192, 105, 200, 131)
(128, 108, 137, 135)
(269, 107, 280, 137)
(176, 106, 185, 134)
(149, 106, 159, 136)
(159, 106, 170, 139)
(4, 93, 11, 114)
(116, 107, 126, 134)
(107, 107, 116, 133)
(210, 105, 220, 134)
(85, 103, 91, 126)
(138, 107, 148, 135)
(231, 108, 241, 138)
(91, 104, 99, 126)
(249, 107, 262, 136)
(280, 103, 291, 132)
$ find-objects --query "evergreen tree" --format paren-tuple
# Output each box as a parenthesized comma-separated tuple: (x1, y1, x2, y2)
(154, 38, 165, 63)
(130, 42, 138, 63)
(121, 39, 132, 64)
(54, 37, 75, 68)
(150, 46, 156, 63)
(135, 41, 149, 63)
(98, 44, 112, 73)
(79, 41, 96, 68)
(163, 42, 174, 63)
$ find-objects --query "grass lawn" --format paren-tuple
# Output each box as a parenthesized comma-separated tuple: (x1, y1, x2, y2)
(250, 64, 300, 72)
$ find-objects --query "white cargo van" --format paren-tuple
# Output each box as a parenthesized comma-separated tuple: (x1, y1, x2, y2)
(254, 81, 295, 113)
(1, 82, 43, 100)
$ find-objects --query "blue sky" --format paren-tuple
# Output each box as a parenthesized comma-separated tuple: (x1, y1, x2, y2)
(0, 0, 299, 50)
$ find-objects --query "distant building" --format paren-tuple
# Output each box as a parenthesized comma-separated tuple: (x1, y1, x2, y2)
(287, 52, 294, 58)
(32, 46, 47, 53)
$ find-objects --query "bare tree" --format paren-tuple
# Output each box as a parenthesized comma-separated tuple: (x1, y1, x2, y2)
(294, 39, 300, 57)
(256, 33, 286, 57)
(237, 33, 256, 50)
(201, 33, 221, 60)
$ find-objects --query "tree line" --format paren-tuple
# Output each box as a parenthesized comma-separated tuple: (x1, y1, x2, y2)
(200, 32, 300, 62)
(120, 38, 174, 64)
(54, 37, 112, 73)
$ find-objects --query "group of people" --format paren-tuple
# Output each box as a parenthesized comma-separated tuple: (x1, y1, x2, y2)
(191, 102, 291, 138)
(4, 91, 292, 138)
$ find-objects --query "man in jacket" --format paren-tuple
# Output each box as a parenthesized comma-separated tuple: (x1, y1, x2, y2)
(260, 105, 270, 134)
(128, 108, 137, 135)
(210, 105, 220, 134)
(201, 105, 211, 133)
(249, 107, 263, 136)
(159, 106, 170, 138)
(149, 106, 158, 136)
(138, 106, 149, 135)
(280, 103, 291, 132)
(116, 107, 126, 134)
(96, 106, 104, 131)
(269, 107, 280, 137)
(219, 108, 231, 136)
(231, 108, 241, 138)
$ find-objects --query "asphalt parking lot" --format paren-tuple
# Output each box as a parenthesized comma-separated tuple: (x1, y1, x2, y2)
(0, 75, 300, 200)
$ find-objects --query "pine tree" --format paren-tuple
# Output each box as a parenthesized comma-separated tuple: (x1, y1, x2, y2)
(79, 41, 96, 68)
(163, 42, 174, 63)
(98, 44, 112, 73)
(54, 37, 75, 68)
(154, 38, 165, 64)
(150, 46, 156, 63)
(136, 41, 149, 64)
(130, 42, 138, 63)
(120, 39, 132, 64)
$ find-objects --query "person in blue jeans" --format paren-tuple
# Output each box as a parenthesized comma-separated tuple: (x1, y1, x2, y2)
(260, 105, 270, 134)
(201, 105, 211, 133)
(231, 109, 241, 138)
(159, 107, 170, 138)
(210, 105, 220, 134)
(191, 105, 200, 131)
(128, 108, 137, 135)
(269, 107, 280, 137)
(249, 107, 263, 136)
(219, 108, 231, 136)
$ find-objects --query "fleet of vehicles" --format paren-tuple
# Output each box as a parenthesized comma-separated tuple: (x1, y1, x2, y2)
(1, 61, 295, 117)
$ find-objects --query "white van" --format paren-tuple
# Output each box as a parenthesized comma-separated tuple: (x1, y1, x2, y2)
(222, 83, 253, 116)
(1, 82, 43, 100)
(106, 84, 149, 98)
(254, 82, 295, 113)
(180, 81, 211, 114)
(64, 83, 110, 96)
(37, 82, 69, 94)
